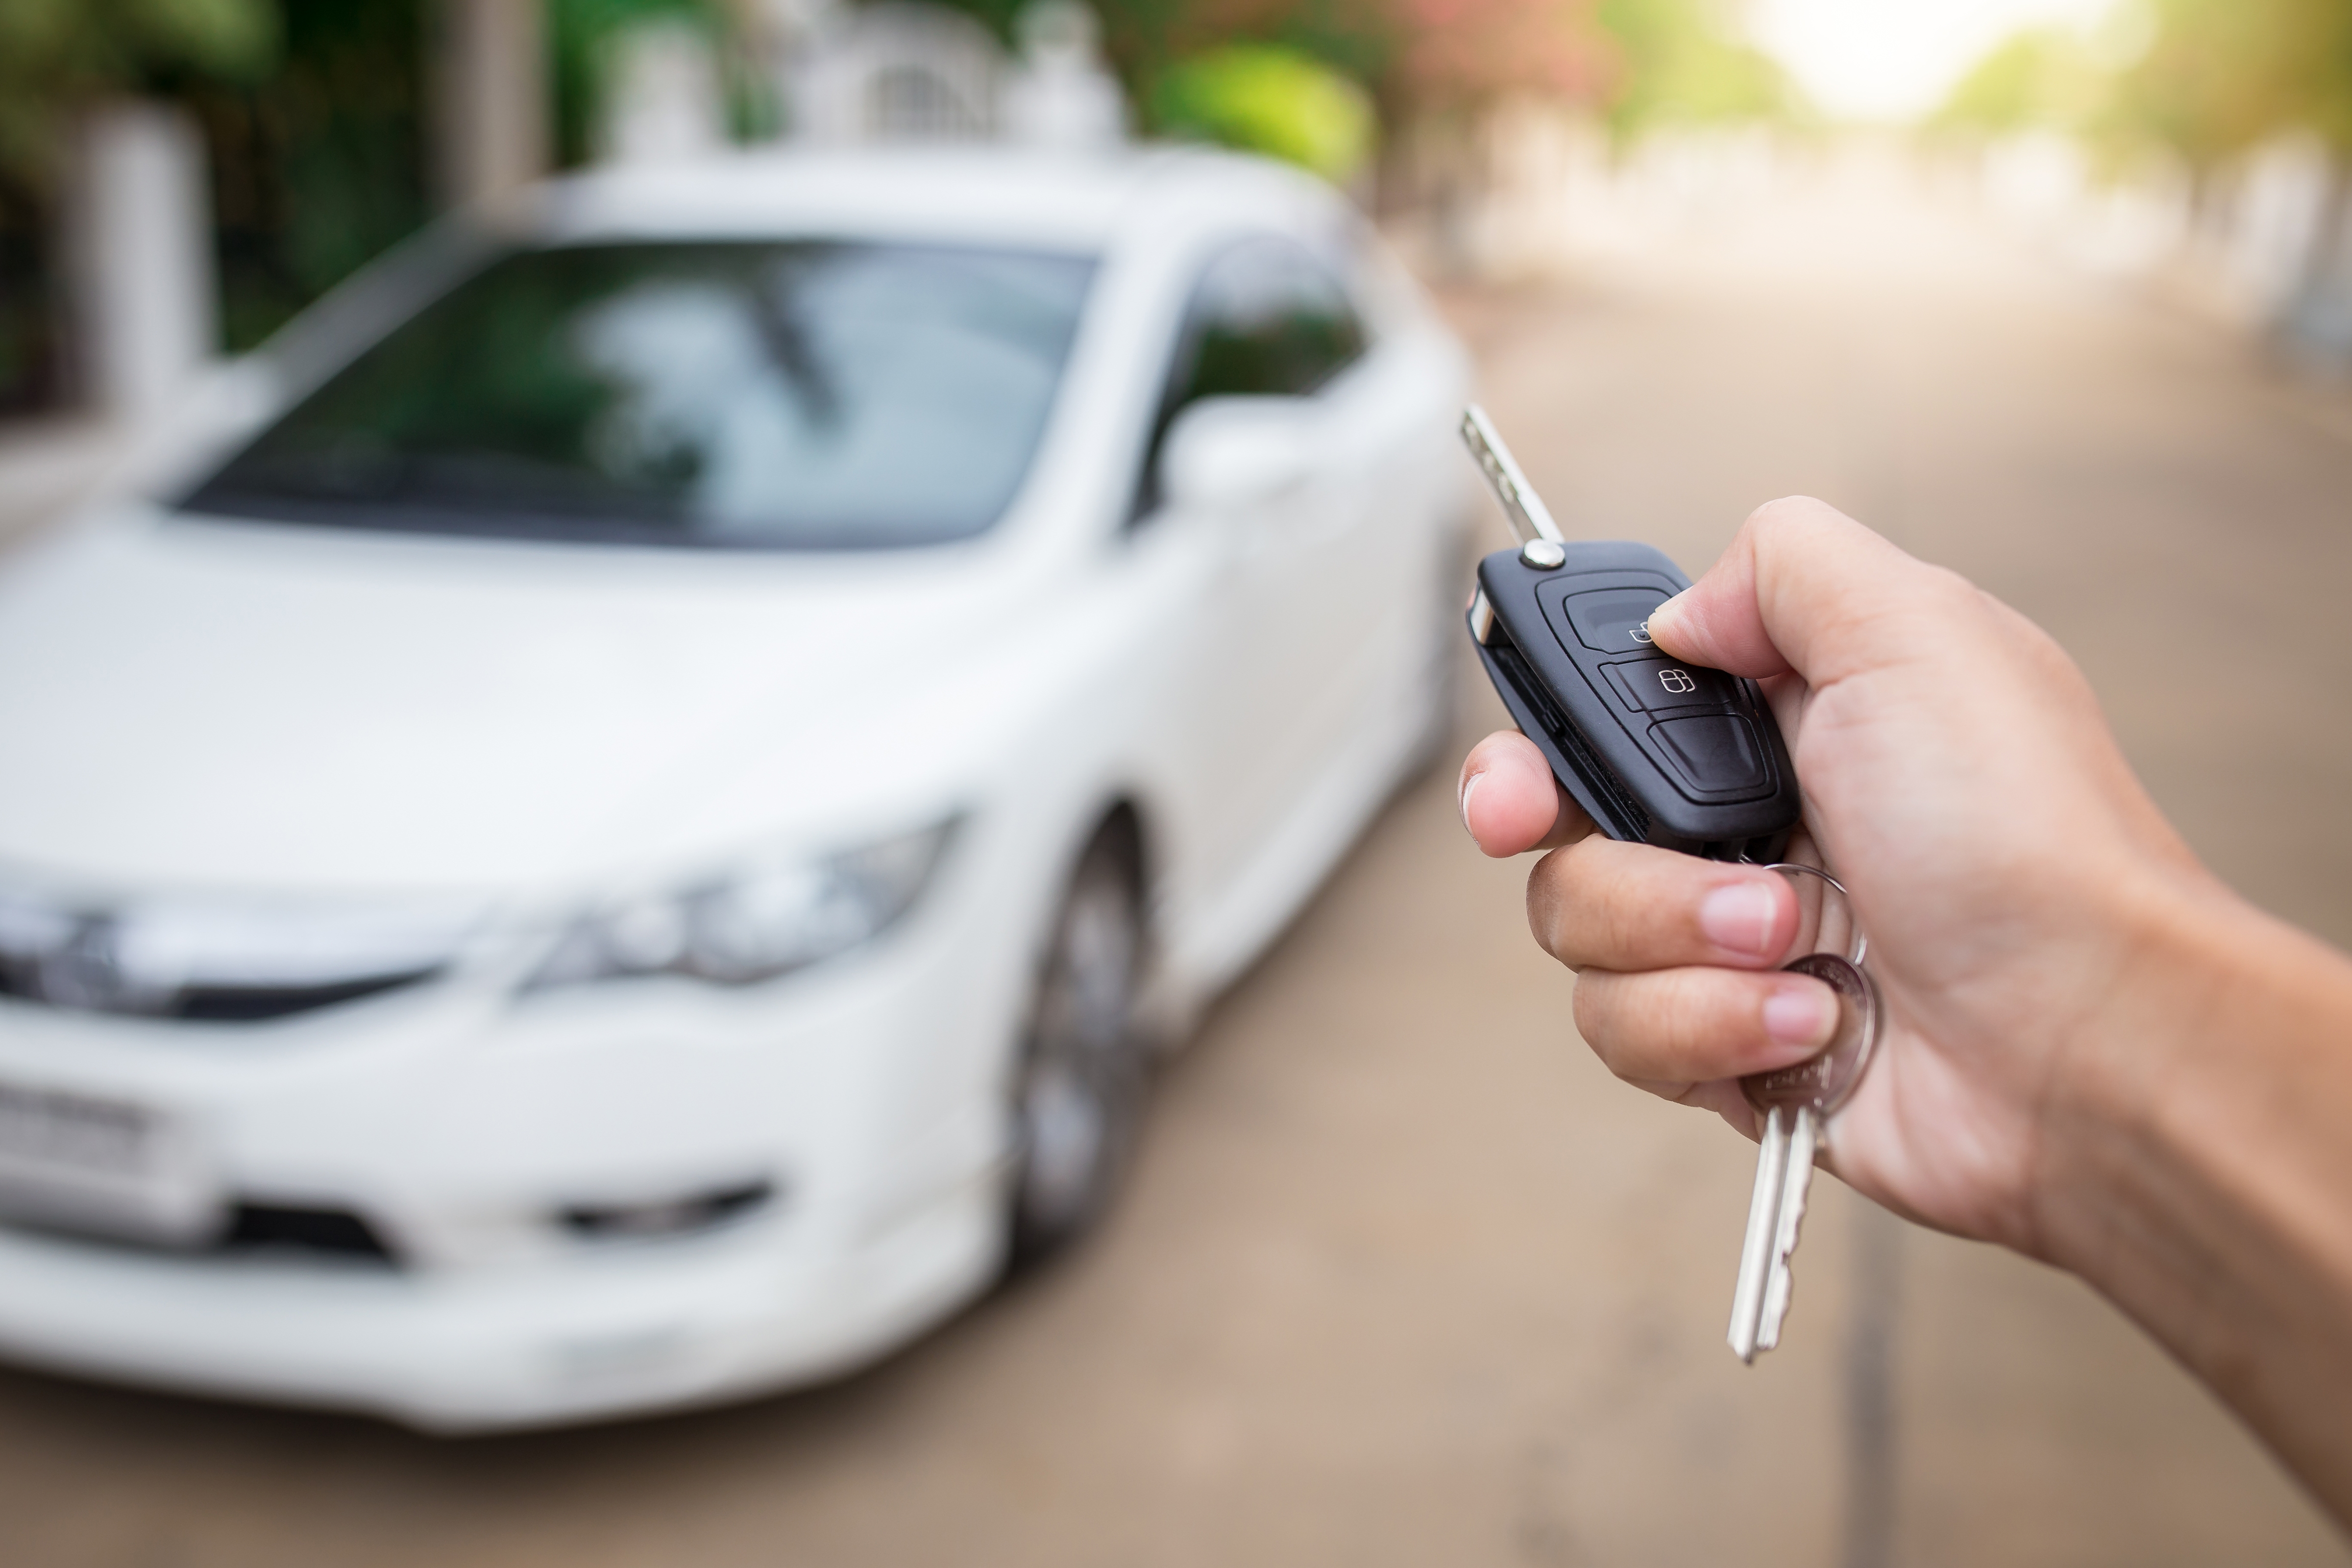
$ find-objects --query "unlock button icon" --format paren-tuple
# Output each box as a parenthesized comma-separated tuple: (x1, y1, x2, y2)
(1601, 658, 1732, 712)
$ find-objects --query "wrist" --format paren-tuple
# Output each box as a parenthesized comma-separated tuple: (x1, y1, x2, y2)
(2026, 868, 2245, 1272)
(2033, 871, 2352, 1264)
(2030, 868, 2352, 1516)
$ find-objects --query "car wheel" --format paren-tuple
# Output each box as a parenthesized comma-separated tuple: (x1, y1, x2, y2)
(1006, 821, 1148, 1265)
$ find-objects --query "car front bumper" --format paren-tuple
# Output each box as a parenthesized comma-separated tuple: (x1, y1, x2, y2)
(0, 1163, 999, 1432)
(0, 920, 1017, 1431)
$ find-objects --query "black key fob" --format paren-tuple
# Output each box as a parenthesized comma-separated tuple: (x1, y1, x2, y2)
(1461, 410, 1800, 862)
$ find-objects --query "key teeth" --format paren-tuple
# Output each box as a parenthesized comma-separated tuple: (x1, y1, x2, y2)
(1754, 1107, 1818, 1353)
(1756, 1272, 1794, 1354)
(1726, 1103, 1789, 1365)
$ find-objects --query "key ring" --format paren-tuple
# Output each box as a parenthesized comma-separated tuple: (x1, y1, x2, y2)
(1743, 862, 1882, 1117)
(1760, 861, 1866, 968)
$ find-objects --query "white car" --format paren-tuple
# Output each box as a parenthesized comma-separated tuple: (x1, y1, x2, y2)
(0, 147, 1470, 1430)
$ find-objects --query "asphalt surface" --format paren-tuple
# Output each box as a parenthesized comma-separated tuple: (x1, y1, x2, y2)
(4, 164, 2352, 1566)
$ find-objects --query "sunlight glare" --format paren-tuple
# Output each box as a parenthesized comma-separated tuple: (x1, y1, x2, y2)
(1747, 0, 2121, 122)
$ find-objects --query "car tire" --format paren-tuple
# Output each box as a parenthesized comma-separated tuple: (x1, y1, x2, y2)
(1005, 819, 1150, 1265)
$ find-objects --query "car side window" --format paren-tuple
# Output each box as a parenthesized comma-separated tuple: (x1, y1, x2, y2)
(1166, 237, 1367, 405)
(1133, 236, 1369, 518)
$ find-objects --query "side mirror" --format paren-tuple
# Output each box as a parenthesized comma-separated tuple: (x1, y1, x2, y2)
(1160, 396, 1319, 513)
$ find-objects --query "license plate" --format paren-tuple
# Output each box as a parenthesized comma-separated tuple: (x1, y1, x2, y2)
(0, 1081, 153, 1175)
(0, 1078, 218, 1243)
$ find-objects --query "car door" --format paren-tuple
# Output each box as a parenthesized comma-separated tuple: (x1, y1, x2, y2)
(1142, 234, 1375, 947)
(1300, 243, 1469, 782)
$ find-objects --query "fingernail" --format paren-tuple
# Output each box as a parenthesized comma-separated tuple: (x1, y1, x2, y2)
(1763, 982, 1838, 1049)
(1699, 881, 1777, 958)
(1458, 770, 1483, 833)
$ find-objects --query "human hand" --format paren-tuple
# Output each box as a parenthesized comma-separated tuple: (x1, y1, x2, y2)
(1458, 497, 2217, 1255)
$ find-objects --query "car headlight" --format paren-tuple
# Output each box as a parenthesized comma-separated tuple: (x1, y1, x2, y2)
(524, 818, 959, 992)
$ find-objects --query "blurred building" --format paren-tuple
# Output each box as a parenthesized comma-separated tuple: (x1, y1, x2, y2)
(785, 2, 1007, 143)
(601, 18, 731, 164)
(770, 0, 1122, 149)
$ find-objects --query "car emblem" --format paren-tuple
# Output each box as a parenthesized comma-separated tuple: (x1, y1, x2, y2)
(33, 915, 176, 1016)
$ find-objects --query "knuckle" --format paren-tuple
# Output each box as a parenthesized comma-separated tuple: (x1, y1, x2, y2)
(1650, 969, 1724, 1065)
(1533, 838, 1735, 974)
(1524, 839, 1600, 965)
(1525, 882, 1568, 966)
(1576, 966, 1765, 1084)
(1570, 973, 1634, 1073)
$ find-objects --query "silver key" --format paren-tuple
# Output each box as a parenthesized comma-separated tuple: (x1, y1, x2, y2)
(1726, 948, 1882, 1363)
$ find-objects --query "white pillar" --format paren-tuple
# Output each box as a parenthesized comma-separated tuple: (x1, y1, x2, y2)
(430, 0, 551, 210)
(599, 21, 727, 164)
(63, 100, 218, 419)
(1004, 1, 1125, 151)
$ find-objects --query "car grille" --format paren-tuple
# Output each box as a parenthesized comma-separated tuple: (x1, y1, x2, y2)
(0, 893, 471, 1024)
(2, 1200, 404, 1268)
(0, 959, 440, 1023)
(221, 1202, 402, 1264)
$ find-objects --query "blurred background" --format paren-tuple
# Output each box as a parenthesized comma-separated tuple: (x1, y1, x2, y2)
(5, 0, 2352, 1564)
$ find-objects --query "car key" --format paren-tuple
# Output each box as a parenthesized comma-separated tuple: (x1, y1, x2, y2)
(1729, 941, 1882, 1360)
(1458, 407, 1801, 862)
(1460, 411, 1887, 1361)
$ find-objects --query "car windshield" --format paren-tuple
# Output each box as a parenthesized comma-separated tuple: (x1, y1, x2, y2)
(181, 241, 1098, 550)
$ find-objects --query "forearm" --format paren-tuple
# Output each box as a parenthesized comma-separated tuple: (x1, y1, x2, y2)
(2041, 885, 2352, 1522)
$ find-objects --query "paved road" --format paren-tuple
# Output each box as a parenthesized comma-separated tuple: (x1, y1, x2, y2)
(5, 167, 2352, 1566)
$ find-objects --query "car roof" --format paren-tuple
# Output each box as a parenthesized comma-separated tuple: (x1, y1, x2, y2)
(534, 144, 1347, 255)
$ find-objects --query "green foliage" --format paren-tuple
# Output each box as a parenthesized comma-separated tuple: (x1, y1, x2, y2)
(1597, 0, 1802, 135)
(1937, 1, 2352, 167)
(1934, 28, 2108, 137)
(2113, 0, 2352, 162)
(1151, 43, 1376, 179)
(1041, 0, 1401, 120)
(1253, 0, 1403, 88)
(0, 0, 281, 179)
(188, 0, 429, 351)
(549, 0, 729, 166)
(0, 0, 288, 407)
(927, 0, 1027, 49)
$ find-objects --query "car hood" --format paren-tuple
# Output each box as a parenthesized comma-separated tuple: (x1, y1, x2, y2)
(0, 513, 1023, 898)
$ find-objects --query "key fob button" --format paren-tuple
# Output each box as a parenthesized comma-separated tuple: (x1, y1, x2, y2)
(1472, 539, 1799, 855)
(1651, 713, 1769, 795)
(1563, 587, 1670, 654)
(1601, 658, 1737, 711)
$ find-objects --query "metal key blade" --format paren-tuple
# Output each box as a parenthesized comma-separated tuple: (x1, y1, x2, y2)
(1459, 406, 1564, 546)
(1754, 1105, 1818, 1353)
(1728, 1104, 1791, 1364)
(1731, 948, 1883, 1363)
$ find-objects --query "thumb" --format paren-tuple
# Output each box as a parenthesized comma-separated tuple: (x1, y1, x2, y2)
(1644, 496, 1962, 686)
